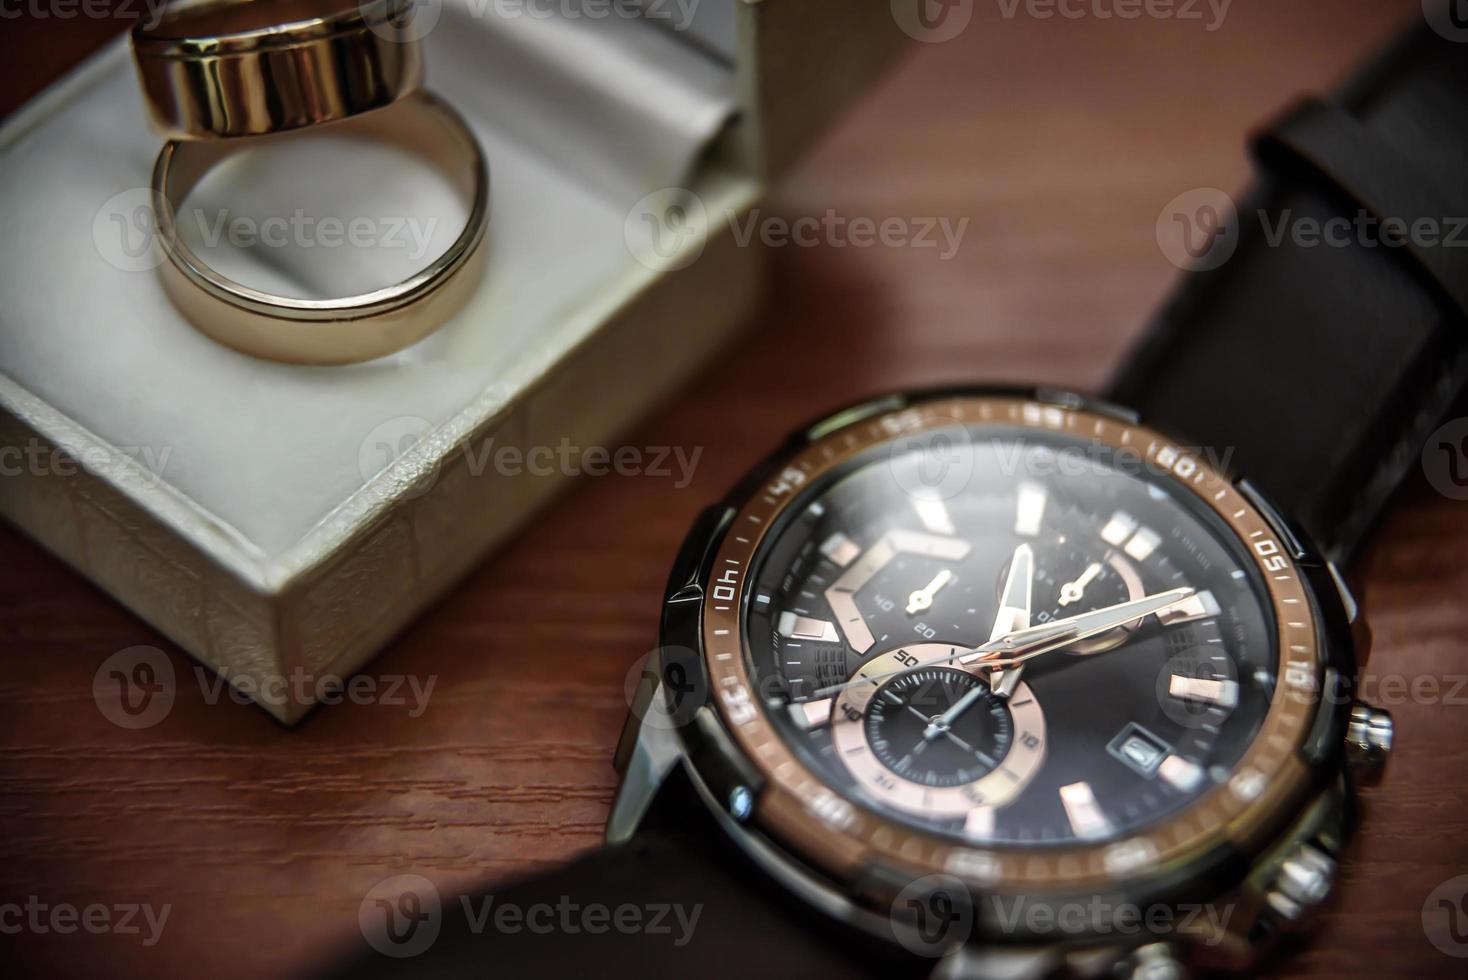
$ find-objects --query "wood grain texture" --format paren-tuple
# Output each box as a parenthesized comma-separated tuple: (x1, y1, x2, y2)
(2, 2, 1466, 977)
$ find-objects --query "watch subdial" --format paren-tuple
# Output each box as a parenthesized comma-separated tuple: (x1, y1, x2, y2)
(831, 645, 1047, 820)
(824, 529, 976, 654)
(1026, 545, 1144, 655)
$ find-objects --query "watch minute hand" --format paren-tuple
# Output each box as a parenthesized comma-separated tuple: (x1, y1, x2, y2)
(964, 586, 1195, 667)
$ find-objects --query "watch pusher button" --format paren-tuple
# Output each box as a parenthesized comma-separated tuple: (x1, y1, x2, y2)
(1264, 843, 1336, 923)
(1115, 942, 1188, 980)
(1344, 701, 1394, 781)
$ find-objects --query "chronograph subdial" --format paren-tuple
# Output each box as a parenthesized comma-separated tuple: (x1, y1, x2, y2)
(1028, 545, 1144, 655)
(829, 645, 1047, 820)
(864, 668, 1012, 788)
(824, 529, 993, 655)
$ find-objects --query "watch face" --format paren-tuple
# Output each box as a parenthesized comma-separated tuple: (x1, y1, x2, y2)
(697, 393, 1327, 891)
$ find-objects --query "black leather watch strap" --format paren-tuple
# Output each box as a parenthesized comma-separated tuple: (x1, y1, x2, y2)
(1109, 20, 1468, 563)
(325, 765, 935, 980)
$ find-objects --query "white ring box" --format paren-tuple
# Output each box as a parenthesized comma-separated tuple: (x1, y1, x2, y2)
(0, 0, 908, 723)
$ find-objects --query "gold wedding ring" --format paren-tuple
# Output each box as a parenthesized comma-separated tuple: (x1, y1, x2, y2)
(130, 2, 490, 364)
(151, 91, 490, 365)
(132, 0, 425, 140)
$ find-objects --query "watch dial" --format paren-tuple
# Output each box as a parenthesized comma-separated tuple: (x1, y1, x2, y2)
(741, 421, 1277, 847)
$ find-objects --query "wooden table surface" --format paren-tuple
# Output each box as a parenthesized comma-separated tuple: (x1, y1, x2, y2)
(3, 2, 1465, 977)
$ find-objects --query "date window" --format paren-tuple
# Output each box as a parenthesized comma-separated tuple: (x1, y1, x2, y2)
(1107, 723, 1170, 778)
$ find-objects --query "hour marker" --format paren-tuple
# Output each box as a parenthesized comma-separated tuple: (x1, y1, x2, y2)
(790, 698, 833, 730)
(964, 806, 995, 839)
(1100, 511, 1138, 547)
(819, 531, 861, 568)
(1014, 481, 1047, 537)
(1158, 754, 1205, 792)
(1157, 590, 1221, 626)
(755, 593, 771, 606)
(1123, 527, 1162, 562)
(777, 612, 840, 643)
(913, 496, 956, 535)
(807, 501, 826, 518)
(1060, 781, 1111, 839)
(1168, 674, 1240, 709)
(1229, 768, 1266, 801)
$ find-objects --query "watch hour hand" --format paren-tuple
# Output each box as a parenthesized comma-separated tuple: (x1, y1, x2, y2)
(988, 543, 1033, 698)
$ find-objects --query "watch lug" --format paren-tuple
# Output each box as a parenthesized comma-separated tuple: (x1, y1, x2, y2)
(606, 678, 683, 845)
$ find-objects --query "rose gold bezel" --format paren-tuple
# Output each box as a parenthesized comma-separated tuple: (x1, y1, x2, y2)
(701, 394, 1323, 893)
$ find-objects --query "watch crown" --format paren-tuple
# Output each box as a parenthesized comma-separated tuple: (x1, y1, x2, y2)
(1345, 701, 1393, 783)
(1265, 843, 1336, 923)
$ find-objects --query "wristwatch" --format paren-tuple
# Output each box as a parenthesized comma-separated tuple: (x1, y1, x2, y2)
(330, 18, 1466, 980)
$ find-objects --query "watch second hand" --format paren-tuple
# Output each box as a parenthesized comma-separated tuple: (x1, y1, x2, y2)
(803, 587, 1193, 702)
